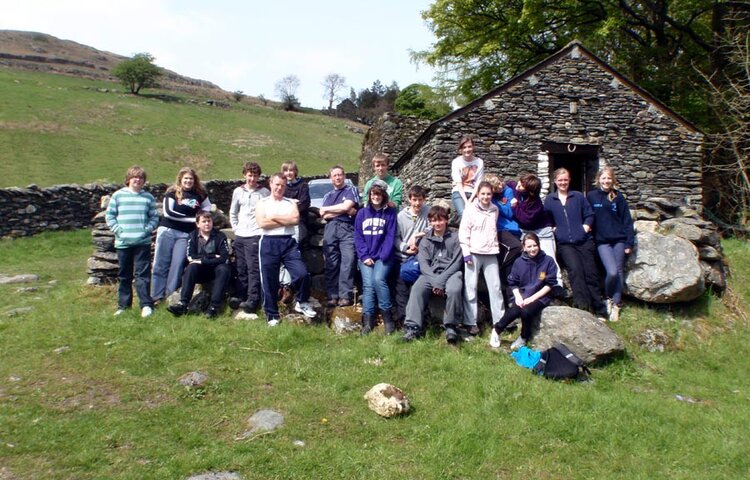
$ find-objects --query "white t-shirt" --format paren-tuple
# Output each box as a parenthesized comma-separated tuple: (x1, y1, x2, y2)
(451, 155, 484, 195)
(259, 196, 298, 237)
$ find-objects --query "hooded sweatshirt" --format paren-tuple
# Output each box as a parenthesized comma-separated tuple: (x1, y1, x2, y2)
(459, 199, 499, 256)
(354, 204, 397, 263)
(508, 250, 558, 306)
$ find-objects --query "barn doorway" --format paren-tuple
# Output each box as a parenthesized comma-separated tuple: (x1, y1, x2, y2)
(542, 142, 600, 194)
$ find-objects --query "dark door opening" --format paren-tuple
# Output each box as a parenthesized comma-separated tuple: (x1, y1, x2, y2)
(542, 142, 600, 194)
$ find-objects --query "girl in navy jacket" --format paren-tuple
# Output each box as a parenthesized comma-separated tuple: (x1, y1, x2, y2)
(587, 166, 635, 322)
(354, 182, 397, 334)
(490, 233, 558, 350)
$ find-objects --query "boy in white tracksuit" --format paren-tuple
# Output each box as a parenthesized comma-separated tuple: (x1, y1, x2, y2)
(459, 181, 505, 332)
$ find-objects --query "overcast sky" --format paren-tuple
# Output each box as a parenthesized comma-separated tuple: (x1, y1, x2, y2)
(1, 0, 439, 108)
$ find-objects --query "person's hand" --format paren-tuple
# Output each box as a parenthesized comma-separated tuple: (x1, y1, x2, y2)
(406, 245, 418, 255)
(432, 287, 445, 296)
(625, 247, 632, 255)
(363, 258, 374, 266)
(387, 201, 396, 208)
(514, 293, 524, 306)
(464, 255, 473, 266)
(583, 224, 591, 233)
(510, 198, 518, 207)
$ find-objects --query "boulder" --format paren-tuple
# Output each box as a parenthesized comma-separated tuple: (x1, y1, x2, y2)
(531, 306, 625, 364)
(178, 371, 209, 388)
(364, 383, 410, 418)
(625, 232, 705, 303)
(246, 409, 284, 433)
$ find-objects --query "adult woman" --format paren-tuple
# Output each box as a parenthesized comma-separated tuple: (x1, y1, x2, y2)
(151, 167, 211, 303)
(354, 181, 398, 334)
(451, 136, 484, 217)
(544, 168, 607, 318)
(587, 167, 635, 322)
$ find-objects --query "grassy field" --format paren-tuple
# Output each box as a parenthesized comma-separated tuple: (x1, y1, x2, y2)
(0, 68, 363, 188)
(1, 230, 749, 479)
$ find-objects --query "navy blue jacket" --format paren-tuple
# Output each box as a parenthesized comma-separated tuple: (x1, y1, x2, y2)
(508, 250, 558, 306)
(587, 189, 635, 248)
(543, 191, 593, 245)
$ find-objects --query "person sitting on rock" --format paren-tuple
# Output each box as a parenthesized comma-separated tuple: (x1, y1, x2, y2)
(402, 206, 463, 344)
(168, 211, 231, 319)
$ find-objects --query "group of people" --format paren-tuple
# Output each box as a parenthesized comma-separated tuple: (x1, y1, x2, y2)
(105, 134, 635, 348)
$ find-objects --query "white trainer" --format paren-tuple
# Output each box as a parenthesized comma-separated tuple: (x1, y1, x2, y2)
(489, 328, 501, 348)
(114, 309, 126, 317)
(141, 306, 153, 318)
(267, 318, 280, 327)
(609, 304, 620, 322)
(510, 336, 526, 351)
(294, 301, 317, 319)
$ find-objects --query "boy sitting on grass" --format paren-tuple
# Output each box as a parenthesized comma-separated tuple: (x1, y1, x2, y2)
(168, 211, 231, 319)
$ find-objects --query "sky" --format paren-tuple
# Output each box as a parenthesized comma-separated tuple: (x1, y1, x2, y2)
(1, 0, 439, 108)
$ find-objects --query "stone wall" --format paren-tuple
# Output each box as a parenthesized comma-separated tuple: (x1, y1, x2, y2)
(1, 173, 358, 239)
(393, 45, 704, 210)
(359, 113, 431, 187)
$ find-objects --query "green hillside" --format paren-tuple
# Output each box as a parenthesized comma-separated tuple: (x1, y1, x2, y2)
(0, 68, 363, 188)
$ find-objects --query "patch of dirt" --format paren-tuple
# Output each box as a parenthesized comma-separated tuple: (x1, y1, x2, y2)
(0, 120, 70, 134)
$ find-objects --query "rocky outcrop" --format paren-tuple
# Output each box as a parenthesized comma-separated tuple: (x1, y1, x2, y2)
(532, 306, 625, 364)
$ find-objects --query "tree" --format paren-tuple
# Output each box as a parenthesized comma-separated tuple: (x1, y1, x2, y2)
(395, 83, 453, 120)
(322, 73, 347, 110)
(112, 53, 162, 95)
(233, 90, 244, 102)
(275, 75, 301, 111)
(414, 0, 722, 124)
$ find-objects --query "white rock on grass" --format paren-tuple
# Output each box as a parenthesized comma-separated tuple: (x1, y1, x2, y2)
(364, 383, 410, 418)
(0, 274, 39, 285)
(186, 472, 242, 480)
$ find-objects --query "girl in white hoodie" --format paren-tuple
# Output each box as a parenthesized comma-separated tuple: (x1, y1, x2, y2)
(459, 181, 506, 333)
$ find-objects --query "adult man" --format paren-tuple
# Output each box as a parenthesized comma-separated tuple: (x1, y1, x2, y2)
(255, 173, 317, 326)
(318, 165, 360, 307)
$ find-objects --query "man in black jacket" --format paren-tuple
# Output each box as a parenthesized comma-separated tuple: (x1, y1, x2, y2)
(168, 211, 231, 319)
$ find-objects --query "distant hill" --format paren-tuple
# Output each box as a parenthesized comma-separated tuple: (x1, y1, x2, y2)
(0, 30, 230, 99)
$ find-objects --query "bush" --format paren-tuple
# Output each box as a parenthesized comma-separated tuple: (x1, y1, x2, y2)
(112, 53, 162, 95)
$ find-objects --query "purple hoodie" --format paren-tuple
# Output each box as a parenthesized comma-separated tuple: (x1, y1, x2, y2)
(508, 180, 553, 231)
(354, 204, 397, 263)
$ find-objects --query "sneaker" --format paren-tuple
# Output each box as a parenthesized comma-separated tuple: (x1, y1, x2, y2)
(489, 328, 501, 348)
(445, 326, 459, 345)
(294, 301, 317, 319)
(141, 306, 153, 318)
(205, 306, 220, 319)
(609, 304, 620, 322)
(228, 297, 242, 310)
(402, 326, 422, 342)
(606, 298, 613, 315)
(113, 308, 126, 317)
(167, 302, 187, 317)
(267, 318, 280, 327)
(510, 336, 526, 351)
(463, 324, 480, 336)
(326, 298, 338, 308)
(338, 298, 353, 307)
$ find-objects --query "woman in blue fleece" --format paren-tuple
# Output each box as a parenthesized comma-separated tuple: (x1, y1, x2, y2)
(587, 167, 635, 322)
(354, 181, 398, 335)
(490, 233, 558, 351)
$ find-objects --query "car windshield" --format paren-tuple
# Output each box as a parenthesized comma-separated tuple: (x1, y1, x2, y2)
(309, 181, 334, 198)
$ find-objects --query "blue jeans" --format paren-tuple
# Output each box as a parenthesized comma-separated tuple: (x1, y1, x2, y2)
(597, 242, 627, 305)
(358, 259, 394, 315)
(151, 226, 189, 300)
(117, 244, 153, 309)
(451, 191, 471, 217)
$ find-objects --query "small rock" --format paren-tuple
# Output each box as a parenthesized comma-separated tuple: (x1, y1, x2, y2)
(186, 472, 242, 480)
(293, 440, 305, 447)
(0, 274, 39, 285)
(53, 346, 70, 354)
(234, 311, 259, 321)
(6, 307, 33, 317)
(246, 409, 284, 434)
(9, 375, 22, 382)
(365, 357, 384, 367)
(178, 371, 209, 388)
(15, 287, 38, 293)
(674, 394, 701, 404)
(364, 383, 410, 418)
(332, 315, 360, 335)
(634, 328, 671, 352)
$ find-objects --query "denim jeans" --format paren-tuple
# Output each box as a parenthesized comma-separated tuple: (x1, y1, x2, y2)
(358, 259, 394, 315)
(597, 242, 627, 305)
(117, 244, 153, 309)
(451, 191, 471, 217)
(151, 226, 189, 300)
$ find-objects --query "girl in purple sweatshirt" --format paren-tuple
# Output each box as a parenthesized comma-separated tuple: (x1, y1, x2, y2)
(354, 182, 398, 334)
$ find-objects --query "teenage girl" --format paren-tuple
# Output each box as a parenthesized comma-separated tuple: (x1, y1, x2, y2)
(459, 181, 505, 336)
(490, 233, 558, 350)
(151, 167, 211, 303)
(587, 166, 635, 322)
(451, 136, 484, 217)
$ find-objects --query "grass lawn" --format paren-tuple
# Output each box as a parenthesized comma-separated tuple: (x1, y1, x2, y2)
(1, 231, 749, 479)
(0, 69, 363, 188)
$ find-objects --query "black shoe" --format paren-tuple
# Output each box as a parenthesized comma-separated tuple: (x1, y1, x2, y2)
(383, 310, 396, 335)
(167, 302, 187, 316)
(228, 297, 242, 310)
(361, 314, 375, 335)
(205, 306, 220, 319)
(240, 301, 258, 314)
(402, 325, 422, 342)
(462, 324, 480, 336)
(445, 326, 459, 345)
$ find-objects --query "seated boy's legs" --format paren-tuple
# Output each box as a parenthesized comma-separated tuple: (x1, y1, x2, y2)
(404, 275, 432, 331)
(442, 271, 463, 326)
(209, 263, 232, 309)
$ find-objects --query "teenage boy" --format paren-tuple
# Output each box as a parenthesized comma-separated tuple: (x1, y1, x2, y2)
(281, 161, 311, 249)
(363, 153, 404, 209)
(394, 185, 431, 326)
(167, 211, 231, 319)
(106, 165, 159, 318)
(402, 206, 463, 344)
(319, 165, 360, 307)
(255, 173, 317, 326)
(229, 162, 270, 313)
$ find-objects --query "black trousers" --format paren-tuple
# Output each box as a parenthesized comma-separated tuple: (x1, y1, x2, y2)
(557, 239, 607, 315)
(493, 301, 546, 340)
(180, 262, 232, 309)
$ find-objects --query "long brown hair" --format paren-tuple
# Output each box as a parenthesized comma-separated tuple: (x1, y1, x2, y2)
(519, 173, 541, 199)
(168, 167, 207, 201)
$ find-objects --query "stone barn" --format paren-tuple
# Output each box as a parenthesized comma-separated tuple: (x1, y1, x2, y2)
(390, 40, 704, 210)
